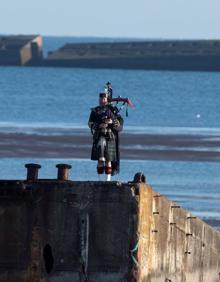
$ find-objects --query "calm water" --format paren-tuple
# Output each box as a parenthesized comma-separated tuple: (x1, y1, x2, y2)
(0, 36, 220, 227)
(0, 66, 220, 130)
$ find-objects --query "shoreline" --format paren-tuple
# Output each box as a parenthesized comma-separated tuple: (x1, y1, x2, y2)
(2, 131, 220, 161)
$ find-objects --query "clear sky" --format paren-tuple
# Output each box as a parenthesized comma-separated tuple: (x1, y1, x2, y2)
(1, 0, 220, 39)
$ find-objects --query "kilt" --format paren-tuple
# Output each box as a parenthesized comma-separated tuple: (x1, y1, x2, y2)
(91, 131, 117, 161)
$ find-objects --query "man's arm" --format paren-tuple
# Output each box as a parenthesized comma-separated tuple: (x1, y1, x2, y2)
(88, 110, 99, 131)
(89, 108, 108, 131)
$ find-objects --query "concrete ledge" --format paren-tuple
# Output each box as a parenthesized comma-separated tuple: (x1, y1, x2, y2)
(0, 180, 219, 281)
(137, 184, 220, 282)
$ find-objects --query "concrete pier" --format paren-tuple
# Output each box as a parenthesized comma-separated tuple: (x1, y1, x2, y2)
(0, 35, 43, 66)
(0, 167, 219, 281)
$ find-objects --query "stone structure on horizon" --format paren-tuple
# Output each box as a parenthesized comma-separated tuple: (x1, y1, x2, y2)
(44, 40, 220, 71)
(1, 35, 220, 71)
(0, 35, 43, 66)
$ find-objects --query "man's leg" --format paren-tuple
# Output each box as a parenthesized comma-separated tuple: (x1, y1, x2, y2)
(105, 161, 112, 181)
(97, 160, 105, 181)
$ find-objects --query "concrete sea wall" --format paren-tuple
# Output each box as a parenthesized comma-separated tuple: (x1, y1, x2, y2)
(0, 168, 137, 282)
(0, 164, 219, 281)
(137, 184, 220, 281)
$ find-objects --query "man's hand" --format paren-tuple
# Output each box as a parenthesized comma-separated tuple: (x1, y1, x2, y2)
(99, 123, 108, 129)
(114, 119, 120, 128)
(106, 118, 113, 124)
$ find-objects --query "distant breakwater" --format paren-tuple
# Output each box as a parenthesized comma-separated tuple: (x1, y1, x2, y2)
(1, 35, 220, 71)
(43, 40, 220, 71)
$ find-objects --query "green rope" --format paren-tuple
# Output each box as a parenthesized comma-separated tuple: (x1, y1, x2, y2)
(126, 103, 128, 117)
(130, 241, 139, 267)
(130, 242, 138, 253)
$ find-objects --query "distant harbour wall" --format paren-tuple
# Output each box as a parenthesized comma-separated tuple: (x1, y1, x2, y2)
(43, 54, 220, 71)
(0, 35, 43, 66)
(43, 40, 220, 71)
(1, 35, 220, 71)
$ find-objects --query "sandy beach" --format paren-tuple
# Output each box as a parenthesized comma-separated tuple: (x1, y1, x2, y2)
(1, 129, 220, 161)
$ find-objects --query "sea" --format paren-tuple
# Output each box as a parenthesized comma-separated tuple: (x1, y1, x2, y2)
(0, 36, 220, 229)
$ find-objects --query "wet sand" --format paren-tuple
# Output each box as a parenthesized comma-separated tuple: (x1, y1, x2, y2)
(1, 130, 220, 161)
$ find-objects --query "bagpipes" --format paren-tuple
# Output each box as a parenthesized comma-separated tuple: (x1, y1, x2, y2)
(104, 82, 134, 116)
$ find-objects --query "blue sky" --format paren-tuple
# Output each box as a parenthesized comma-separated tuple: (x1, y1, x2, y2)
(1, 0, 220, 39)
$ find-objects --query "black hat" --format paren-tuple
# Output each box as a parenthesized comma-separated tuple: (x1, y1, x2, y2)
(99, 92, 108, 98)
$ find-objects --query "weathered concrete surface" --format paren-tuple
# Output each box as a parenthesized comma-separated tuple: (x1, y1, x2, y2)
(0, 180, 219, 281)
(137, 184, 220, 282)
(0, 180, 137, 282)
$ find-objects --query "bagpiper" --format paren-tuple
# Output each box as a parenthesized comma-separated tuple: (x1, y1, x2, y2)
(88, 87, 123, 181)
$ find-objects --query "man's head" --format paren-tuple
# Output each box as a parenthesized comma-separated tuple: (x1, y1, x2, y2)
(99, 92, 108, 106)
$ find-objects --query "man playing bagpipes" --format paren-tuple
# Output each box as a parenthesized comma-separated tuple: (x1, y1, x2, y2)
(88, 82, 133, 181)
